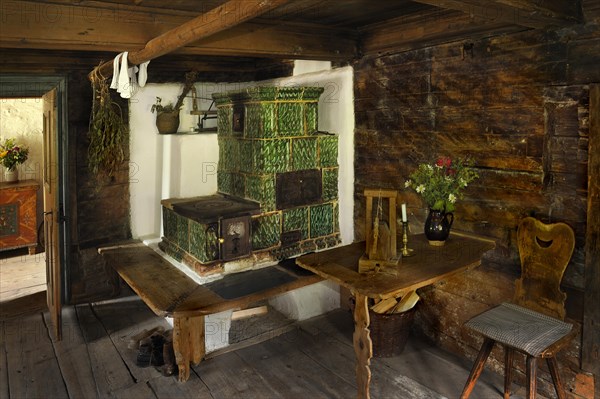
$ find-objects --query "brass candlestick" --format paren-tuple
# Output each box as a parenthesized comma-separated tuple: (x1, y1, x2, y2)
(401, 221, 415, 257)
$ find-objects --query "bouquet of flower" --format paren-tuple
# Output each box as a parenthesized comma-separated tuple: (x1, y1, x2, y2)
(0, 138, 29, 171)
(405, 156, 478, 213)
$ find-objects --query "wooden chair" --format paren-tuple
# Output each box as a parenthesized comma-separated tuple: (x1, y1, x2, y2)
(460, 217, 576, 399)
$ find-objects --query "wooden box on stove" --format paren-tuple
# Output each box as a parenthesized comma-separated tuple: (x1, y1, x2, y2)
(0, 180, 39, 254)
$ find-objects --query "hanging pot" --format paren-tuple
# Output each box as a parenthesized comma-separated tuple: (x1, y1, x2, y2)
(424, 208, 453, 246)
(3, 167, 18, 183)
(156, 110, 180, 134)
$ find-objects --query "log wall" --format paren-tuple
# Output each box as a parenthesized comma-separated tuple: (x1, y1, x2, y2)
(353, 19, 600, 399)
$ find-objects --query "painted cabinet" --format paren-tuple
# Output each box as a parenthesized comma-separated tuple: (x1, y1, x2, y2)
(0, 180, 39, 254)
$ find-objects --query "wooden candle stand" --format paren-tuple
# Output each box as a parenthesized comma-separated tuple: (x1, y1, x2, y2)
(358, 188, 401, 273)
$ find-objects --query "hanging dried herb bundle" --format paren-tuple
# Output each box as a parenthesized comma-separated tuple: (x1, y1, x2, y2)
(88, 65, 128, 177)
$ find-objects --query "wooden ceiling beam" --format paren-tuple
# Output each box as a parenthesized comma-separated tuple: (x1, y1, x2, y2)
(92, 0, 291, 77)
(360, 9, 526, 55)
(0, 1, 357, 66)
(0, 49, 293, 81)
(410, 0, 582, 29)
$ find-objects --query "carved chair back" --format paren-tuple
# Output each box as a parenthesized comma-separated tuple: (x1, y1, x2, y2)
(514, 217, 575, 320)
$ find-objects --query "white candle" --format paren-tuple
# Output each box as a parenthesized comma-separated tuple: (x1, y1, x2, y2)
(401, 203, 407, 222)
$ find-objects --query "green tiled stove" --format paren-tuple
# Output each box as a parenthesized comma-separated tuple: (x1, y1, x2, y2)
(160, 87, 340, 276)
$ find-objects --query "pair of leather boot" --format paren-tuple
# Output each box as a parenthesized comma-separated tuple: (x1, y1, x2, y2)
(135, 329, 176, 376)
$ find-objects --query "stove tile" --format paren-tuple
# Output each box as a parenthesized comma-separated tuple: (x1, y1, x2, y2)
(291, 137, 317, 171)
(176, 213, 190, 252)
(310, 203, 334, 238)
(217, 106, 232, 134)
(318, 136, 338, 168)
(245, 174, 276, 211)
(305, 103, 318, 134)
(245, 103, 276, 139)
(253, 139, 289, 174)
(322, 168, 338, 202)
(217, 172, 233, 195)
(277, 102, 304, 136)
(163, 208, 178, 243)
(218, 137, 239, 172)
(239, 140, 254, 173)
(231, 173, 245, 199)
(282, 207, 309, 240)
(189, 220, 219, 263)
(333, 202, 340, 233)
(251, 213, 281, 250)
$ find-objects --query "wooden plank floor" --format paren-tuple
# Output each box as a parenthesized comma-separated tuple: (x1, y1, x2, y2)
(0, 249, 46, 302)
(0, 291, 525, 399)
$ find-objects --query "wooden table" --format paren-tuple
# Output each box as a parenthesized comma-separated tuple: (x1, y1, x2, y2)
(296, 232, 496, 399)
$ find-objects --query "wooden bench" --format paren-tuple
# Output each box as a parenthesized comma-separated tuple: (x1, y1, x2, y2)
(99, 242, 322, 382)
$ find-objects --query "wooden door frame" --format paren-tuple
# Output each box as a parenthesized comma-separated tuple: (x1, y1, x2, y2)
(0, 74, 70, 304)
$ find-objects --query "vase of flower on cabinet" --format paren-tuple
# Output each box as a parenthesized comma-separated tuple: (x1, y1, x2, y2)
(3, 167, 18, 183)
(424, 209, 453, 246)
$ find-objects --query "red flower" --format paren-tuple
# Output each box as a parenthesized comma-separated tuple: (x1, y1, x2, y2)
(447, 168, 456, 176)
(436, 156, 452, 168)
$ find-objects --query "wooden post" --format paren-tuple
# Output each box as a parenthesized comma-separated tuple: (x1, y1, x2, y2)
(583, 84, 600, 374)
(173, 315, 205, 382)
(91, 0, 290, 79)
(353, 293, 373, 399)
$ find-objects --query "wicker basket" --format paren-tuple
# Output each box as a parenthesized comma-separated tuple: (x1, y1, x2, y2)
(350, 298, 416, 358)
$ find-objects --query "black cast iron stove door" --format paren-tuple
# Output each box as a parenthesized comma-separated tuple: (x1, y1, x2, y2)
(276, 169, 322, 209)
(220, 216, 251, 261)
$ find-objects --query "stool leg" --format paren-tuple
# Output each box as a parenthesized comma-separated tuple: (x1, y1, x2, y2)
(460, 338, 495, 399)
(526, 356, 537, 399)
(504, 347, 514, 399)
(547, 357, 566, 399)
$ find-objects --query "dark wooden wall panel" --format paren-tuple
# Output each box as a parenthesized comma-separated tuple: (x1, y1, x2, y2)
(584, 0, 600, 21)
(353, 21, 599, 398)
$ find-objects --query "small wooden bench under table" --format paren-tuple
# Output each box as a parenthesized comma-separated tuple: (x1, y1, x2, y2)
(99, 242, 322, 382)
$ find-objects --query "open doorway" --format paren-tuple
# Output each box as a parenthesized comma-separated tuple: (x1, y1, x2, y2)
(0, 75, 68, 338)
(0, 97, 46, 303)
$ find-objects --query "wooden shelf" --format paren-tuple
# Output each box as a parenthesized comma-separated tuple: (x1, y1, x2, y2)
(190, 110, 218, 116)
(159, 129, 217, 135)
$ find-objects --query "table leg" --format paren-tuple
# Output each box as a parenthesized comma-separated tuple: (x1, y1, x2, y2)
(353, 293, 373, 399)
(173, 315, 205, 382)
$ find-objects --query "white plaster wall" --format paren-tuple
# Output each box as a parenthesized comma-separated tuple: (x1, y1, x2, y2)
(268, 280, 340, 321)
(166, 313, 232, 353)
(204, 310, 234, 352)
(293, 60, 332, 75)
(0, 98, 44, 226)
(129, 82, 250, 239)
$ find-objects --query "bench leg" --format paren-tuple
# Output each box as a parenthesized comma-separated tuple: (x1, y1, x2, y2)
(353, 293, 373, 399)
(173, 315, 205, 382)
